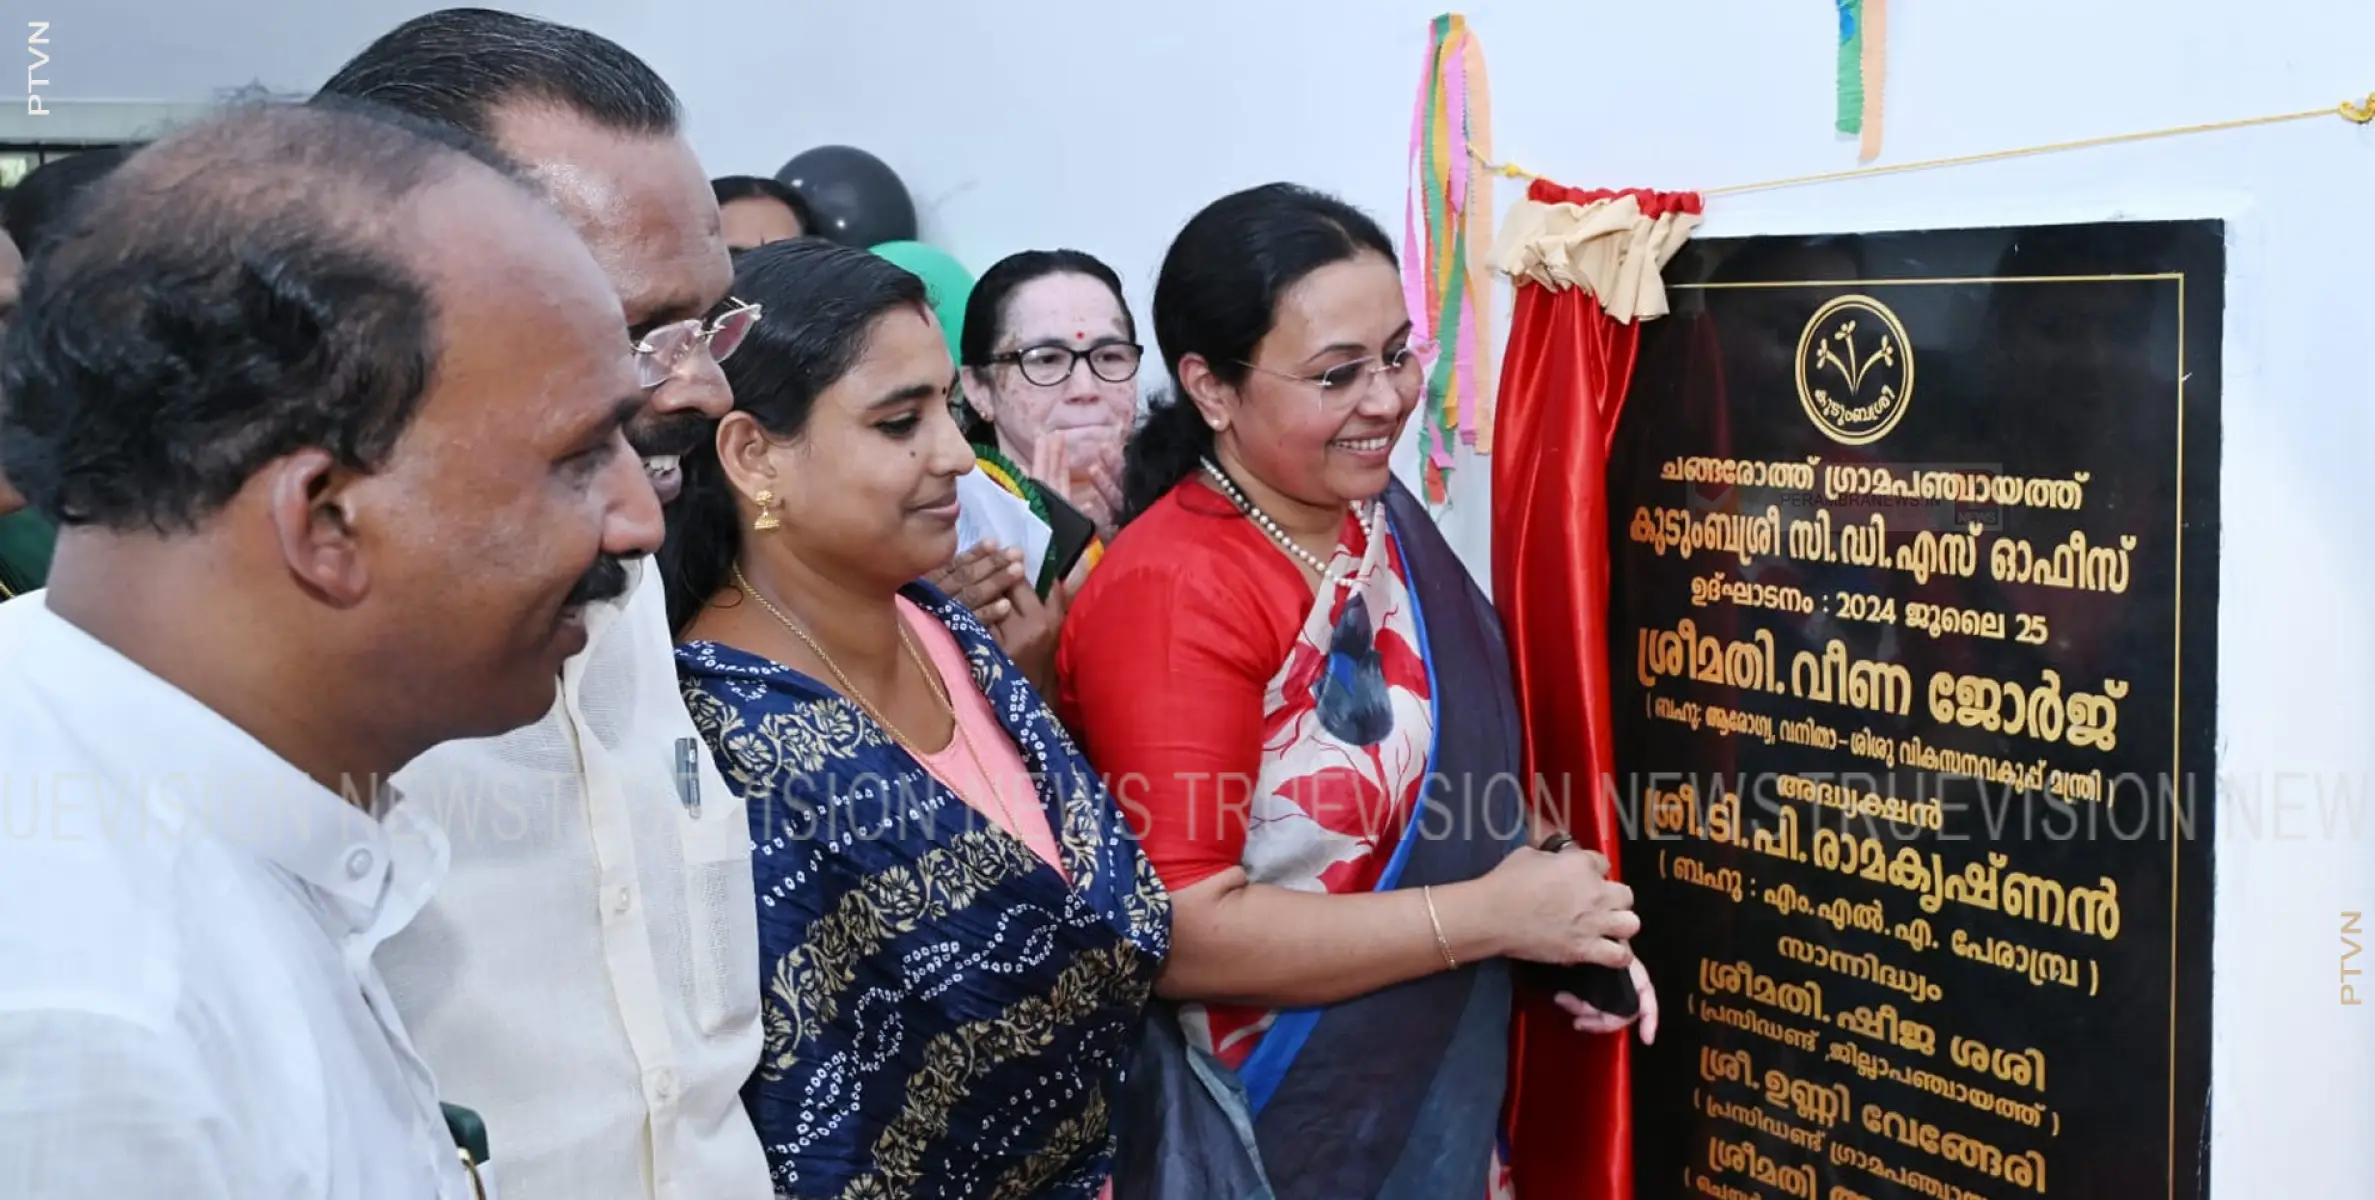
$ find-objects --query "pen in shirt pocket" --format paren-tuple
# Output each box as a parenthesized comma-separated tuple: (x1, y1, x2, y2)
(674, 737, 703, 818)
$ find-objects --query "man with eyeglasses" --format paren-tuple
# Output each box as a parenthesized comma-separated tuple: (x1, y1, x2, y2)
(314, 12, 772, 1200)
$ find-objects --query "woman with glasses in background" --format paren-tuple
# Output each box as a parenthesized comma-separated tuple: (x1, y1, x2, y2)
(922, 250, 1140, 696)
(957, 250, 1142, 574)
(1058, 183, 1655, 1199)
(662, 237, 1168, 1200)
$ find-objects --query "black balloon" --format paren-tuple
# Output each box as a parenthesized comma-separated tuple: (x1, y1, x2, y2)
(773, 145, 917, 248)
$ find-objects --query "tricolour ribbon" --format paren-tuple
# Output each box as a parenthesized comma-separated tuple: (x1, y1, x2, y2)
(1402, 13, 1498, 505)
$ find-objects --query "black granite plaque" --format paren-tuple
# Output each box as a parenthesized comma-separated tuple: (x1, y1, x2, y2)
(1612, 222, 2219, 1200)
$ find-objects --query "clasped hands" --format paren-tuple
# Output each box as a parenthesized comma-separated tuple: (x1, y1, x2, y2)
(1485, 838, 1660, 1044)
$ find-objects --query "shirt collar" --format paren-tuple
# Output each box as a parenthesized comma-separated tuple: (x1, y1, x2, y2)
(12, 597, 421, 931)
(354, 793, 449, 956)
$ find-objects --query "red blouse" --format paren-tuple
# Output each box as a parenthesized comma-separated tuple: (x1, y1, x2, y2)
(1059, 480, 1416, 893)
(1058, 483, 1303, 888)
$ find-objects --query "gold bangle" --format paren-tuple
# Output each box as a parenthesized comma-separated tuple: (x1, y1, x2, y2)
(1423, 885, 1459, 971)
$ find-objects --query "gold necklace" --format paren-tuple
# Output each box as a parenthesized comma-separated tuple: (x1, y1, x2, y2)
(730, 564, 1024, 836)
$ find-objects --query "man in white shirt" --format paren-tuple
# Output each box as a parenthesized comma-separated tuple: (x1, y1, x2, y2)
(0, 102, 661, 1198)
(316, 13, 774, 1200)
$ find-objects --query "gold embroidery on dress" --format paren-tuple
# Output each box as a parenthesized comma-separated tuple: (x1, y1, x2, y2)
(760, 829, 1042, 1080)
(1125, 845, 1171, 940)
(685, 684, 887, 789)
(987, 1088, 1110, 1200)
(753, 698, 881, 776)
(1053, 774, 1173, 943)
(1056, 774, 1105, 895)
(693, 625, 1167, 1198)
(837, 943, 1149, 1200)
(954, 636, 1114, 912)
(679, 684, 736, 741)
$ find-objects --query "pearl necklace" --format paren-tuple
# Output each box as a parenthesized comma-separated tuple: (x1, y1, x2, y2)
(1199, 457, 1380, 588)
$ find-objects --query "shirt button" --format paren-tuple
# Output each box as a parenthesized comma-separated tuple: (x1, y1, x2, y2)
(650, 1069, 677, 1104)
(612, 885, 635, 915)
(344, 849, 374, 881)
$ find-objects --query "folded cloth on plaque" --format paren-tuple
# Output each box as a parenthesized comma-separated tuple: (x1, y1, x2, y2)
(956, 468, 1052, 583)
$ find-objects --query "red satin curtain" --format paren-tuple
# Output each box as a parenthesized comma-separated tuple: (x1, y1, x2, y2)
(1493, 180, 1702, 1200)
(1494, 275, 1639, 1200)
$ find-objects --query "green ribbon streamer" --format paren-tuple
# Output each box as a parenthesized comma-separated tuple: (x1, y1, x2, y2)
(1416, 16, 1452, 486)
(1836, 0, 1865, 134)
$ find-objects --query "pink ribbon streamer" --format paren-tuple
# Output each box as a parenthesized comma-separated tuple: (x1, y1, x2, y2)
(1402, 17, 1502, 495)
(1447, 31, 1470, 215)
(1401, 29, 1437, 350)
(1446, 28, 1478, 450)
(1455, 277, 1479, 448)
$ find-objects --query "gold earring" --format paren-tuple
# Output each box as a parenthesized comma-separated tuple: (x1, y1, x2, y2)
(751, 489, 780, 532)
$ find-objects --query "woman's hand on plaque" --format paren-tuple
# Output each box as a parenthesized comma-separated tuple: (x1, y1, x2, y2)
(1554, 958, 1658, 1044)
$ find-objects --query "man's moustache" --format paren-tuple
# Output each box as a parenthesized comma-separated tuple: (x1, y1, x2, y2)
(565, 555, 636, 608)
(628, 412, 711, 459)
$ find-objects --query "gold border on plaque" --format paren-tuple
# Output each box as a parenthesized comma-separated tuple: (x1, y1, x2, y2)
(1675, 269, 2193, 1200)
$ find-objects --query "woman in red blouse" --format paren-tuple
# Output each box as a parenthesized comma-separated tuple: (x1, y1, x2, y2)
(1059, 184, 1655, 1199)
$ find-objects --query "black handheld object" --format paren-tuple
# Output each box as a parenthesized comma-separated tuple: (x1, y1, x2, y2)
(1512, 832, 1642, 1018)
(1037, 490, 1098, 597)
(443, 1103, 491, 1199)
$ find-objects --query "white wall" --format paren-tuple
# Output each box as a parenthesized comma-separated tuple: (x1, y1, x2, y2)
(28, 0, 445, 104)
(40, 0, 2375, 1191)
(669, 9, 2371, 1195)
(660, 0, 1513, 553)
